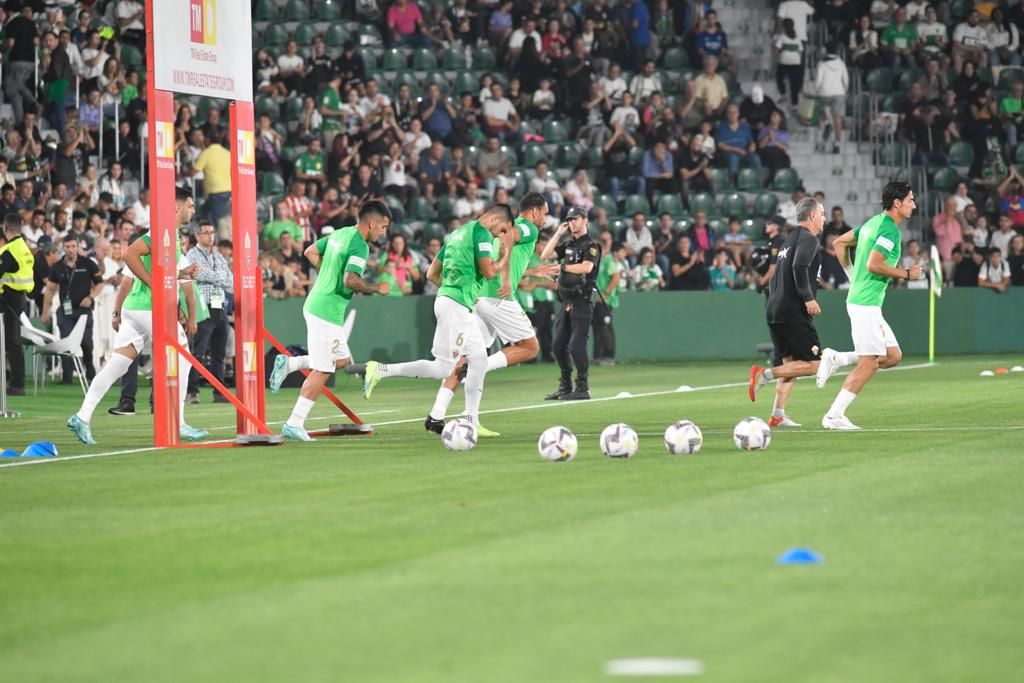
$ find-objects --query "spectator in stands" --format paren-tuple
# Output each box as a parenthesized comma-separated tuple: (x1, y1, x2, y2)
(777, 0, 815, 44)
(482, 83, 521, 150)
(722, 216, 751, 267)
(989, 214, 1017, 256)
(563, 37, 596, 113)
(631, 246, 665, 291)
(186, 127, 231, 237)
(255, 114, 285, 176)
(778, 186, 805, 227)
(819, 234, 850, 289)
(848, 15, 880, 71)
(563, 169, 596, 213)
(823, 206, 852, 242)
(772, 20, 803, 108)
(916, 6, 947, 67)
(475, 135, 513, 196)
(610, 91, 641, 135)
(599, 62, 628, 107)
(987, 8, 1021, 67)
(283, 181, 314, 243)
(529, 161, 564, 215)
(509, 18, 542, 64)
(264, 201, 303, 245)
(334, 41, 365, 85)
(488, 1, 515, 50)
(603, 124, 645, 203)
(717, 103, 762, 180)
(1007, 234, 1024, 285)
(998, 167, 1024, 228)
(999, 80, 1024, 151)
(899, 239, 929, 290)
(979, 248, 1012, 292)
(695, 10, 733, 73)
(694, 56, 728, 118)
(952, 11, 988, 73)
(813, 41, 849, 154)
(276, 41, 306, 94)
(739, 86, 777, 137)
(419, 83, 457, 145)
(387, 0, 427, 48)
(642, 142, 675, 201)
(909, 105, 951, 171)
(668, 234, 708, 290)
(951, 242, 984, 287)
(255, 48, 285, 98)
(933, 195, 964, 269)
(383, 234, 421, 294)
(688, 211, 717, 264)
(382, 142, 414, 206)
(708, 249, 736, 291)
(758, 110, 791, 183)
(917, 57, 949, 103)
(630, 60, 664, 105)
(627, 0, 652, 70)
(294, 139, 327, 194)
(624, 212, 653, 266)
(879, 7, 918, 73)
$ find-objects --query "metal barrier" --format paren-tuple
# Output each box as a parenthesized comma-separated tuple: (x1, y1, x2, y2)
(0, 312, 22, 419)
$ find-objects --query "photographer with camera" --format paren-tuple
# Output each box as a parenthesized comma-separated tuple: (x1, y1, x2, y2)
(539, 207, 600, 401)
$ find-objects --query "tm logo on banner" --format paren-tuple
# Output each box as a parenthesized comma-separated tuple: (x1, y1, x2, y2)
(155, 121, 175, 159)
(190, 0, 216, 46)
(237, 130, 254, 165)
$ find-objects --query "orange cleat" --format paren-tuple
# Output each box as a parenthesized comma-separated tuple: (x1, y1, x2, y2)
(748, 365, 766, 402)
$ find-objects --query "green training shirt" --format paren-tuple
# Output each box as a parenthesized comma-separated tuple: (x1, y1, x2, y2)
(596, 254, 622, 309)
(123, 233, 182, 312)
(303, 226, 369, 323)
(478, 216, 538, 300)
(846, 212, 902, 307)
(436, 220, 495, 311)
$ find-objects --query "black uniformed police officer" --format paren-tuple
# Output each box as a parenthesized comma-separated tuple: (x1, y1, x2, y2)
(538, 206, 600, 400)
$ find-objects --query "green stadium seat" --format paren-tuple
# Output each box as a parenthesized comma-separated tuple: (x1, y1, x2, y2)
(261, 172, 286, 195)
(422, 222, 447, 243)
(1016, 144, 1024, 165)
(878, 141, 907, 166)
(413, 49, 438, 71)
(721, 193, 747, 217)
(294, 23, 317, 46)
(283, 96, 304, 123)
(931, 166, 960, 193)
(753, 192, 778, 218)
(950, 0, 973, 21)
(392, 72, 418, 90)
(358, 48, 379, 71)
(737, 168, 764, 192)
(624, 194, 650, 216)
(741, 218, 765, 242)
(543, 120, 569, 143)
(317, 0, 342, 21)
(997, 68, 1024, 90)
(436, 196, 455, 221)
(421, 72, 449, 94)
(656, 194, 686, 218)
(383, 49, 408, 72)
(948, 141, 974, 169)
(689, 193, 716, 216)
(865, 68, 893, 94)
(443, 48, 467, 70)
(880, 94, 905, 113)
(627, 147, 645, 166)
(523, 145, 550, 167)
(120, 43, 143, 68)
(772, 168, 800, 193)
(594, 194, 618, 218)
(254, 0, 278, 21)
(255, 95, 279, 118)
(409, 197, 437, 222)
(896, 68, 922, 91)
(284, 0, 310, 21)
(663, 47, 689, 70)
(710, 167, 734, 192)
(282, 145, 305, 164)
(325, 24, 348, 47)
(555, 143, 580, 169)
(195, 97, 219, 124)
(264, 24, 289, 47)
(473, 47, 497, 70)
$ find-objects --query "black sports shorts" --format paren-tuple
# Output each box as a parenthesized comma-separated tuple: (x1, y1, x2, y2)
(769, 321, 821, 366)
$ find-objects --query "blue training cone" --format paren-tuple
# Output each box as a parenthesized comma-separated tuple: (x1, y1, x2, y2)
(1, 448, 19, 458)
(21, 441, 58, 458)
(776, 547, 824, 565)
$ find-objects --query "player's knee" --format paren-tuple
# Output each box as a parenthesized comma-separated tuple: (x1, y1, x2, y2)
(335, 357, 350, 369)
(859, 356, 880, 371)
(881, 348, 902, 368)
(518, 337, 539, 359)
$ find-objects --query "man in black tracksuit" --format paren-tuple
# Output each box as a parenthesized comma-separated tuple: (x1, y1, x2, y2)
(747, 198, 827, 427)
(539, 207, 600, 401)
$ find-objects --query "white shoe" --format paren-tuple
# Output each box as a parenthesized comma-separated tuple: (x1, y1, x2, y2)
(769, 415, 801, 427)
(816, 348, 839, 389)
(821, 414, 861, 431)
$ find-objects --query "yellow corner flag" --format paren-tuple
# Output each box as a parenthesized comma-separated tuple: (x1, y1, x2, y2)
(929, 245, 942, 363)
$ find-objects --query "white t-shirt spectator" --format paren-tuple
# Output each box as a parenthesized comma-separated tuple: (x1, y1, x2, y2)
(383, 157, 408, 187)
(629, 73, 664, 102)
(80, 46, 108, 80)
(599, 75, 628, 105)
(774, 34, 804, 66)
(901, 253, 929, 289)
(277, 53, 304, 73)
(508, 28, 542, 52)
(952, 22, 987, 48)
(989, 230, 1016, 257)
(904, 0, 928, 22)
(610, 105, 640, 132)
(979, 260, 1010, 284)
(952, 194, 974, 214)
(453, 195, 485, 219)
(359, 93, 392, 120)
(117, 1, 145, 31)
(776, 0, 815, 42)
(131, 198, 150, 229)
(403, 130, 432, 156)
(482, 97, 517, 125)
(625, 226, 653, 254)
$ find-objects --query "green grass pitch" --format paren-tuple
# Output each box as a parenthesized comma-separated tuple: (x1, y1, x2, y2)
(1, 356, 1022, 682)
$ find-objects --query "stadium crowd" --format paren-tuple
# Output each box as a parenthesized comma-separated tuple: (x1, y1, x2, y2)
(3, 0, 1024, 394)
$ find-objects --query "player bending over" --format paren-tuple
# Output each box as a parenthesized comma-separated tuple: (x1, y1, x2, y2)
(816, 181, 922, 430)
(68, 186, 208, 444)
(268, 200, 392, 441)
(360, 204, 514, 434)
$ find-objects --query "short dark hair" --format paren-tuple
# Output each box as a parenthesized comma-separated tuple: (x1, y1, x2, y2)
(611, 241, 625, 253)
(198, 219, 215, 229)
(881, 181, 913, 210)
(482, 203, 514, 223)
(359, 199, 393, 223)
(3, 213, 21, 231)
(175, 185, 194, 202)
(62, 233, 78, 244)
(217, 239, 233, 249)
(518, 192, 547, 214)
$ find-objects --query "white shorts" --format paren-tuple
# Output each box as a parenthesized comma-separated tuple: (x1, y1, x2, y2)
(432, 296, 486, 363)
(305, 311, 351, 372)
(474, 297, 535, 347)
(114, 309, 188, 354)
(847, 303, 899, 356)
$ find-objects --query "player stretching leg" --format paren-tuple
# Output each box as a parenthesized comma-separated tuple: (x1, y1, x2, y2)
(819, 181, 922, 430)
(270, 201, 392, 441)
(68, 187, 208, 444)
(361, 204, 514, 434)
(749, 198, 852, 426)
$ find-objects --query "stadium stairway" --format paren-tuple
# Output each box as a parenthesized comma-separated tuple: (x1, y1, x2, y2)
(716, 1, 883, 224)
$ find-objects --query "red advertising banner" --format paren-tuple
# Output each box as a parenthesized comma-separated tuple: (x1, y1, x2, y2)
(229, 100, 266, 434)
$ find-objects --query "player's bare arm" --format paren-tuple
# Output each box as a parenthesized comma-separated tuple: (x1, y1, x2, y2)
(183, 281, 198, 336)
(304, 242, 322, 269)
(124, 237, 151, 288)
(867, 250, 922, 280)
(344, 270, 389, 295)
(538, 222, 569, 261)
(833, 230, 857, 267)
(111, 275, 133, 330)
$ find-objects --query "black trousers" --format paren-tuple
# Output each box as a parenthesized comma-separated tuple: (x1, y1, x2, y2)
(553, 297, 592, 391)
(592, 302, 616, 360)
(530, 300, 555, 361)
(57, 309, 96, 383)
(187, 308, 228, 395)
(0, 290, 25, 389)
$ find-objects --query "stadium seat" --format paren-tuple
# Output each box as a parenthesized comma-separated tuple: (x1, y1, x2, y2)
(382, 49, 408, 72)
(284, 0, 310, 21)
(410, 197, 437, 222)
(120, 43, 143, 68)
(865, 68, 893, 94)
(753, 192, 778, 217)
(627, 147, 645, 166)
(878, 141, 907, 166)
(543, 120, 569, 143)
(255, 95, 279, 118)
(896, 69, 922, 92)
(663, 47, 688, 70)
(950, 0, 973, 21)
(264, 24, 289, 48)
(261, 172, 286, 195)
(656, 193, 686, 218)
(772, 168, 800, 193)
(624, 194, 650, 216)
(740, 219, 764, 243)
(948, 141, 974, 169)
(880, 94, 905, 113)
(689, 193, 716, 216)
(931, 166, 959, 193)
(317, 0, 342, 21)
(254, 0, 278, 21)
(555, 143, 580, 169)
(283, 96, 304, 124)
(413, 49, 438, 71)
(282, 145, 305, 164)
(1016, 144, 1024, 165)
(294, 24, 316, 46)
(422, 222, 447, 243)
(997, 68, 1024, 90)
(737, 168, 764, 192)
(436, 196, 455, 221)
(392, 72, 418, 91)
(358, 48, 379, 71)
(325, 24, 348, 47)
(422, 72, 449, 94)
(454, 72, 480, 95)
(721, 193, 747, 217)
(523, 145, 550, 167)
(594, 194, 618, 218)
(443, 48, 467, 70)
(473, 47, 497, 70)
(710, 168, 734, 192)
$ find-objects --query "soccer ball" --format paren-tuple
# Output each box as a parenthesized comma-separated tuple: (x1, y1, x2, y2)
(600, 423, 639, 458)
(441, 419, 477, 451)
(733, 417, 772, 451)
(664, 420, 703, 455)
(537, 426, 578, 462)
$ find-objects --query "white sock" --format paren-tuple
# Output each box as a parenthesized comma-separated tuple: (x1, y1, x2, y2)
(462, 350, 487, 424)
(286, 396, 316, 428)
(76, 353, 133, 423)
(486, 351, 508, 372)
(177, 353, 193, 425)
(827, 388, 857, 418)
(287, 355, 310, 372)
(836, 351, 859, 367)
(763, 368, 774, 381)
(383, 359, 449, 380)
(429, 387, 455, 421)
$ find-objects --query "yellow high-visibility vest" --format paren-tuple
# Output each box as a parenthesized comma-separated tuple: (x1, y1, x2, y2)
(0, 236, 34, 293)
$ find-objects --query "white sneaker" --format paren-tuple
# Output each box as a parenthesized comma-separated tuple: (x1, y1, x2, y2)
(816, 348, 839, 389)
(821, 414, 861, 431)
(769, 415, 801, 427)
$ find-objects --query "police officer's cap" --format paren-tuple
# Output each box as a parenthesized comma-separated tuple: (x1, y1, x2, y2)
(565, 207, 588, 221)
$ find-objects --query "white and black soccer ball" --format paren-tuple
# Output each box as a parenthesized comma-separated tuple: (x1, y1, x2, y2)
(733, 417, 772, 451)
(664, 420, 703, 455)
(600, 423, 639, 458)
(442, 419, 478, 451)
(537, 426, 578, 462)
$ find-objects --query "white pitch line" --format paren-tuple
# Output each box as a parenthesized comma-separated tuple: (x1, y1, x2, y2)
(0, 362, 938, 470)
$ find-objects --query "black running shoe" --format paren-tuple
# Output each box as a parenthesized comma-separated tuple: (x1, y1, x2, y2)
(545, 387, 570, 400)
(108, 399, 136, 416)
(424, 416, 445, 434)
(560, 389, 591, 401)
(345, 363, 367, 376)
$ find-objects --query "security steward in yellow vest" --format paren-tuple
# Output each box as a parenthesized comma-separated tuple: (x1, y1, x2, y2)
(1, 213, 34, 395)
